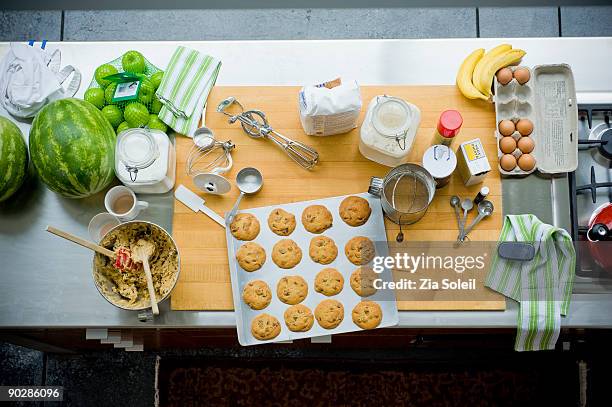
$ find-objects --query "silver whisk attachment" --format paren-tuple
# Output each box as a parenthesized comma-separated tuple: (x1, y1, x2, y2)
(217, 96, 319, 170)
(186, 127, 235, 194)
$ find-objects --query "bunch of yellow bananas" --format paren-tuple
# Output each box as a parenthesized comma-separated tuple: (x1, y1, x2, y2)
(456, 44, 526, 101)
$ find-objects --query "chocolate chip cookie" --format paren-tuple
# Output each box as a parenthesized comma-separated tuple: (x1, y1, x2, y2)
(301, 205, 333, 234)
(344, 236, 375, 266)
(251, 313, 281, 340)
(315, 299, 344, 329)
(242, 280, 272, 310)
(229, 213, 260, 241)
(309, 236, 338, 265)
(314, 268, 344, 296)
(236, 242, 266, 272)
(350, 267, 378, 297)
(283, 304, 314, 332)
(276, 275, 308, 305)
(352, 301, 382, 330)
(267, 208, 296, 236)
(339, 196, 372, 227)
(271, 239, 302, 269)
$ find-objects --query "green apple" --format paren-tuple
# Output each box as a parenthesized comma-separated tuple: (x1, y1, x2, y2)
(149, 71, 164, 89)
(150, 97, 162, 114)
(121, 50, 146, 74)
(105, 83, 118, 105)
(94, 64, 118, 88)
(84, 88, 105, 109)
(147, 114, 168, 132)
(137, 79, 154, 105)
(116, 121, 130, 134)
(124, 102, 149, 128)
(101, 105, 123, 129)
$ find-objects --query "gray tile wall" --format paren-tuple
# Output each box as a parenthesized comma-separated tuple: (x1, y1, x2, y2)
(0, 11, 62, 41)
(1, 7, 611, 42)
(479, 7, 559, 38)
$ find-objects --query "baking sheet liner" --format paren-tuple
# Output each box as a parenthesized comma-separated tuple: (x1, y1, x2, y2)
(225, 192, 399, 346)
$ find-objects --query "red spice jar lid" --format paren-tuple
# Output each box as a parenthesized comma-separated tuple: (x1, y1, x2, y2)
(437, 110, 463, 138)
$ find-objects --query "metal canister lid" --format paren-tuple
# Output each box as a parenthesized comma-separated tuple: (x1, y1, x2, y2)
(422, 144, 457, 179)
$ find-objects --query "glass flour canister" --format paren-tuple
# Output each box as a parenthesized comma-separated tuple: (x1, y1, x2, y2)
(359, 95, 421, 167)
(115, 128, 176, 194)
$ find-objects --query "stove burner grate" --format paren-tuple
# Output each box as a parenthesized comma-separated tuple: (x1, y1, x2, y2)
(575, 166, 612, 204)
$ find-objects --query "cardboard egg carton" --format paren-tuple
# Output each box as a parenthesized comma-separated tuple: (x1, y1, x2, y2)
(493, 64, 579, 176)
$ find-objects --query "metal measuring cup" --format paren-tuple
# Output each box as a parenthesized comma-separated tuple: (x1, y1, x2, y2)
(225, 167, 263, 225)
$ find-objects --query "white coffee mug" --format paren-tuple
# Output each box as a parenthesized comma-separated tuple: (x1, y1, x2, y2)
(104, 186, 148, 221)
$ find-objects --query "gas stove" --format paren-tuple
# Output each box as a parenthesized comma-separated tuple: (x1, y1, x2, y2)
(569, 104, 612, 278)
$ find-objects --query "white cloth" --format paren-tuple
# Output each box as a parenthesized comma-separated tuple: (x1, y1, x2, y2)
(0, 43, 81, 118)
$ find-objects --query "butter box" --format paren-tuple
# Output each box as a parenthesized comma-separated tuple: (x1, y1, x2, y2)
(456, 138, 490, 186)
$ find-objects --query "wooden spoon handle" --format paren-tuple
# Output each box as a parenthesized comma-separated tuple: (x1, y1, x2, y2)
(141, 259, 159, 315)
(46, 225, 116, 259)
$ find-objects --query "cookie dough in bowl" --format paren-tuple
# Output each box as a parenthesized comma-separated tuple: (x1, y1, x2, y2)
(92, 221, 180, 311)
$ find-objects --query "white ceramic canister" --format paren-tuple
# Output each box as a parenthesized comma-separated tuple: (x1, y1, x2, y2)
(115, 128, 176, 194)
(359, 95, 421, 167)
(421, 144, 457, 188)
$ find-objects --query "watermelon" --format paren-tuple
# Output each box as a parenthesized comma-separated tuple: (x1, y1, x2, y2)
(29, 98, 116, 198)
(0, 117, 28, 202)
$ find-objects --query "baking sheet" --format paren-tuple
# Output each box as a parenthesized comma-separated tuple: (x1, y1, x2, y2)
(225, 192, 399, 346)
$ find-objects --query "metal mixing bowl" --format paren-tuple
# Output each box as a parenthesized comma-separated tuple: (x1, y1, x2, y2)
(92, 220, 181, 311)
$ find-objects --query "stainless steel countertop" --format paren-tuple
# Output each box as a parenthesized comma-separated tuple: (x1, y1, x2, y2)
(1, 38, 611, 329)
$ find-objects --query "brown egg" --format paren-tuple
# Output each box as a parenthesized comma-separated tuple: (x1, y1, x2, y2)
(499, 136, 517, 154)
(517, 136, 535, 153)
(516, 119, 533, 136)
(496, 68, 513, 86)
(514, 67, 531, 85)
(498, 120, 515, 136)
(500, 154, 517, 171)
(518, 154, 536, 171)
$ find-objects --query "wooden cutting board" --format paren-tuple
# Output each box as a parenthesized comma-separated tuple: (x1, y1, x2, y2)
(171, 85, 505, 311)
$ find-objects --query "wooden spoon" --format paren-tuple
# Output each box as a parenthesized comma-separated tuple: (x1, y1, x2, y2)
(131, 239, 159, 315)
(46, 225, 116, 259)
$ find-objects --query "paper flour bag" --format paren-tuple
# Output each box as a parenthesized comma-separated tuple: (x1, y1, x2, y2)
(298, 78, 361, 136)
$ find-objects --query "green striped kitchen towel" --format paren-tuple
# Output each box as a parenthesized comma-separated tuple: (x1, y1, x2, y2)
(156, 46, 221, 136)
(485, 214, 575, 352)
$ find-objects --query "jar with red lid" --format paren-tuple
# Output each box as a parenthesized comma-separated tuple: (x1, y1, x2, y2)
(433, 110, 463, 146)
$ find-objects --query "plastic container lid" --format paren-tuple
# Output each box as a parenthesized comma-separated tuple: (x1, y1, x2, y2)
(437, 110, 463, 138)
(422, 145, 457, 179)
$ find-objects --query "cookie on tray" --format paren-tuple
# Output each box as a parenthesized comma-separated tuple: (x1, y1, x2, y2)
(277, 275, 308, 305)
(229, 213, 260, 241)
(301, 205, 333, 234)
(344, 236, 376, 266)
(271, 239, 302, 269)
(309, 236, 338, 265)
(314, 268, 344, 296)
(236, 242, 266, 272)
(339, 196, 372, 227)
(251, 313, 281, 341)
(268, 208, 296, 236)
(284, 304, 314, 332)
(352, 301, 382, 330)
(315, 299, 344, 329)
(350, 267, 378, 297)
(242, 280, 272, 310)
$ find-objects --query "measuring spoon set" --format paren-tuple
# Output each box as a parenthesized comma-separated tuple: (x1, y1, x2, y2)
(450, 194, 494, 242)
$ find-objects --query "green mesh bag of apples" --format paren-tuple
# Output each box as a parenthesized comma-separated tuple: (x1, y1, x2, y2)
(84, 50, 168, 135)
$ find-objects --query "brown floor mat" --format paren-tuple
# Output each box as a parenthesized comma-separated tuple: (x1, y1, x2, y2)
(157, 354, 577, 407)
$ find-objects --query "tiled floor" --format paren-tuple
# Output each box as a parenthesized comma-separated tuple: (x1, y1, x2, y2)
(1, 7, 612, 42)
